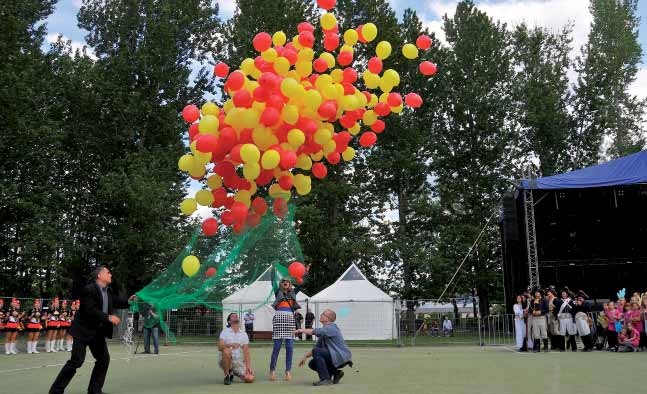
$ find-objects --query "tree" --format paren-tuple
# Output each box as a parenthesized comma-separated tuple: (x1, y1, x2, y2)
(512, 24, 573, 176)
(570, 0, 645, 166)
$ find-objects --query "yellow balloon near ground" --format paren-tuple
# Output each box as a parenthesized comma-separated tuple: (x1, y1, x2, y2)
(296, 154, 313, 170)
(261, 149, 280, 169)
(282, 104, 299, 124)
(180, 198, 197, 216)
(342, 147, 356, 161)
(272, 31, 287, 46)
(274, 57, 290, 75)
(344, 29, 358, 45)
(280, 78, 300, 97)
(195, 189, 214, 206)
(383, 69, 400, 86)
(362, 23, 378, 41)
(304, 89, 322, 111)
(321, 13, 337, 30)
(288, 129, 305, 147)
(362, 110, 378, 125)
(243, 162, 261, 180)
(207, 175, 222, 189)
(178, 154, 195, 172)
(182, 255, 200, 277)
(240, 144, 260, 164)
(201, 102, 219, 116)
(261, 48, 277, 62)
(376, 41, 392, 60)
(402, 43, 418, 59)
(198, 115, 219, 135)
(188, 162, 206, 178)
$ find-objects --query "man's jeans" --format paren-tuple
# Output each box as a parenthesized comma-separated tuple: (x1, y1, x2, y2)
(144, 326, 159, 354)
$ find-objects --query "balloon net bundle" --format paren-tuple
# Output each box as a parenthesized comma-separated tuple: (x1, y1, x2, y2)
(133, 202, 302, 342)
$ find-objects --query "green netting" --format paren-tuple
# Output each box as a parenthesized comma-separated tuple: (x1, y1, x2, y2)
(133, 201, 303, 342)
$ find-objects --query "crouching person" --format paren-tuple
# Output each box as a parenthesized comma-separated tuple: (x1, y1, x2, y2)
(296, 309, 352, 386)
(219, 313, 255, 385)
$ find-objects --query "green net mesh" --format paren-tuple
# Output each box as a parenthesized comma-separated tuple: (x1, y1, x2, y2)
(132, 201, 302, 342)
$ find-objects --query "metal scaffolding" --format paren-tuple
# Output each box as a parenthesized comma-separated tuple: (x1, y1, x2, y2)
(523, 169, 540, 290)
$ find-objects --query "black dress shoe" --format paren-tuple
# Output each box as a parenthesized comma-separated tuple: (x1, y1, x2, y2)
(312, 379, 333, 386)
(224, 376, 231, 385)
(333, 370, 344, 384)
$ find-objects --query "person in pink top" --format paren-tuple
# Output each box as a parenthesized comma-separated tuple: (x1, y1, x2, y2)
(618, 322, 640, 352)
(605, 301, 620, 350)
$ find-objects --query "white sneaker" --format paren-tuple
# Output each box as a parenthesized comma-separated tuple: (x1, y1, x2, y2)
(11, 343, 18, 354)
(27, 341, 32, 354)
(4, 343, 10, 355)
(45, 341, 52, 353)
(33, 342, 40, 353)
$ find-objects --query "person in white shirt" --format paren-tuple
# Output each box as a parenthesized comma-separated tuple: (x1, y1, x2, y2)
(442, 316, 453, 337)
(243, 310, 255, 341)
(219, 313, 255, 385)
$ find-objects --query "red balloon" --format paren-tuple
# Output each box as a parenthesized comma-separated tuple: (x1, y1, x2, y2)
(188, 123, 199, 141)
(253, 32, 272, 52)
(227, 71, 245, 91)
(312, 162, 328, 179)
(256, 170, 275, 186)
(405, 93, 423, 108)
(359, 131, 377, 147)
(337, 51, 353, 66)
(326, 152, 341, 165)
(224, 196, 235, 209)
(221, 210, 235, 226)
(201, 218, 219, 236)
(288, 261, 306, 279)
(231, 202, 249, 223)
(298, 31, 315, 48)
(279, 176, 293, 190)
(251, 197, 268, 215)
(260, 107, 281, 126)
(205, 267, 217, 277)
(342, 68, 358, 83)
(212, 187, 228, 208)
(280, 150, 297, 170)
(273, 198, 288, 218)
(246, 212, 262, 228)
(419, 61, 437, 76)
(215, 161, 236, 177)
(313, 58, 329, 73)
(233, 89, 253, 108)
(416, 34, 433, 50)
(266, 94, 285, 110)
(318, 101, 337, 120)
(374, 102, 391, 117)
(182, 104, 200, 123)
(298, 22, 315, 33)
(259, 72, 279, 91)
(367, 57, 383, 74)
(357, 25, 367, 44)
(317, 0, 336, 10)
(387, 93, 402, 107)
(214, 63, 230, 77)
(196, 134, 218, 153)
(339, 113, 355, 129)
(371, 119, 385, 133)
(323, 33, 340, 52)
(296, 277, 304, 284)
(253, 86, 271, 102)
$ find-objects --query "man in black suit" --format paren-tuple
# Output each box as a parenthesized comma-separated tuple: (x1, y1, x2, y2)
(50, 266, 135, 394)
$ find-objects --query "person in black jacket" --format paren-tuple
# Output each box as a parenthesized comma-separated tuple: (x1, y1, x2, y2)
(528, 289, 549, 353)
(49, 266, 135, 394)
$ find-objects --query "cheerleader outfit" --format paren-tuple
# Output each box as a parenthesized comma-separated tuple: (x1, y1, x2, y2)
(25, 308, 43, 354)
(47, 309, 61, 352)
(5, 308, 21, 355)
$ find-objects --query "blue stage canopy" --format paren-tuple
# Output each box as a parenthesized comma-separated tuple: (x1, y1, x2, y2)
(521, 151, 647, 190)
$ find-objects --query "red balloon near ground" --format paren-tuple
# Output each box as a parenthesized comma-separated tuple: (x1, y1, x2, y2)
(251, 197, 268, 215)
(416, 34, 432, 50)
(374, 102, 391, 117)
(288, 261, 306, 279)
(405, 93, 423, 108)
(323, 33, 340, 51)
(231, 202, 249, 222)
(182, 105, 200, 123)
(337, 51, 353, 66)
(227, 71, 246, 90)
(206, 267, 217, 278)
(273, 198, 288, 218)
(312, 162, 328, 179)
(296, 277, 304, 285)
(367, 57, 383, 74)
(298, 31, 315, 48)
(201, 218, 219, 236)
(253, 32, 272, 52)
(419, 61, 437, 76)
(387, 93, 402, 107)
(214, 63, 230, 77)
(317, 0, 336, 10)
(298, 22, 315, 33)
(359, 131, 377, 147)
(371, 119, 385, 133)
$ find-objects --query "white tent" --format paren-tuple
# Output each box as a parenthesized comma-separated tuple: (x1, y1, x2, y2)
(310, 264, 394, 340)
(222, 267, 310, 332)
(415, 300, 477, 318)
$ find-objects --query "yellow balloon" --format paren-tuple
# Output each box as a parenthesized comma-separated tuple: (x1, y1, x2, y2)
(240, 58, 255, 75)
(281, 104, 299, 125)
(178, 154, 195, 172)
(241, 108, 260, 129)
(321, 13, 337, 30)
(207, 175, 222, 189)
(323, 140, 337, 155)
(304, 89, 322, 111)
(341, 95, 359, 111)
(344, 29, 358, 45)
(182, 255, 200, 277)
(330, 68, 344, 83)
(295, 183, 311, 196)
(234, 190, 252, 206)
(363, 71, 380, 89)
(272, 31, 287, 46)
(349, 123, 360, 135)
(383, 69, 400, 86)
(288, 129, 305, 147)
(363, 110, 377, 125)
(402, 43, 419, 59)
(180, 198, 197, 216)
(314, 128, 332, 145)
(243, 162, 261, 181)
(340, 44, 354, 53)
(297, 47, 314, 61)
(261, 48, 277, 62)
(296, 154, 312, 170)
(280, 78, 300, 97)
(188, 164, 206, 178)
(198, 115, 219, 135)
(261, 149, 280, 169)
(320, 52, 335, 68)
(195, 189, 214, 206)
(342, 147, 356, 161)
(379, 78, 393, 93)
(295, 60, 312, 77)
(362, 23, 378, 41)
(201, 102, 219, 116)
(293, 174, 310, 189)
(240, 143, 260, 164)
(376, 41, 392, 60)
(274, 57, 290, 75)
(392, 104, 404, 113)
(310, 151, 324, 162)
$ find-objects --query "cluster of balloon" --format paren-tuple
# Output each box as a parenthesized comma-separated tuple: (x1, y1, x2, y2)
(177, 0, 437, 275)
(287, 261, 307, 284)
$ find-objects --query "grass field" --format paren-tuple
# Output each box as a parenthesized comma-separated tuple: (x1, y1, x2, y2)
(1, 343, 644, 394)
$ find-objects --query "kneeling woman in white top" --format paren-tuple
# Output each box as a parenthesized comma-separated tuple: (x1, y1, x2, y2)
(219, 313, 255, 385)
